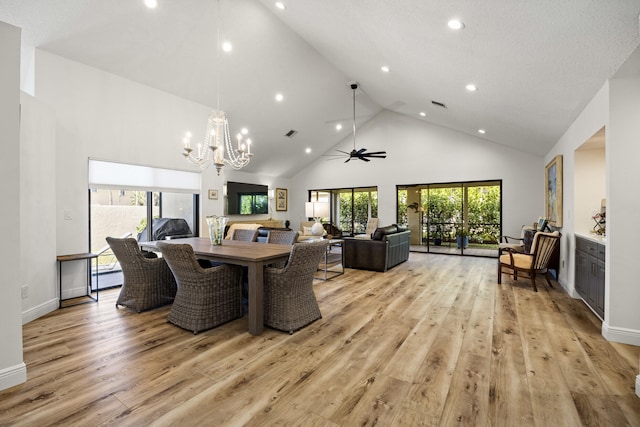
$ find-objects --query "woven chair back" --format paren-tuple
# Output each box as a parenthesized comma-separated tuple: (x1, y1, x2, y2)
(266, 230, 299, 245)
(278, 240, 329, 278)
(106, 236, 150, 269)
(231, 229, 259, 242)
(155, 242, 205, 279)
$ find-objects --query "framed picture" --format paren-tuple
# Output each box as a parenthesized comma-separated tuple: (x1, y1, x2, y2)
(208, 189, 218, 200)
(276, 188, 288, 211)
(545, 155, 563, 227)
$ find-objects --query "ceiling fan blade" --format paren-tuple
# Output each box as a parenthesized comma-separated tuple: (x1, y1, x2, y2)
(344, 157, 351, 163)
(355, 148, 366, 155)
(358, 156, 371, 162)
(362, 151, 386, 156)
(336, 150, 351, 155)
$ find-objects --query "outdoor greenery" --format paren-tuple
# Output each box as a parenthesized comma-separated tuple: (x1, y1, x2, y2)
(239, 194, 269, 215)
(311, 188, 378, 235)
(338, 190, 378, 234)
(397, 183, 501, 247)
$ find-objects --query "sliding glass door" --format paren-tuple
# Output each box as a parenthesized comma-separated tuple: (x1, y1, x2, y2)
(397, 180, 501, 257)
(89, 189, 199, 289)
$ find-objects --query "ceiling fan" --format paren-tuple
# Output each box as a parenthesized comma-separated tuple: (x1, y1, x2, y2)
(326, 82, 387, 163)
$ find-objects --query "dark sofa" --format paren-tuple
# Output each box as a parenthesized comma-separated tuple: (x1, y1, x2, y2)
(343, 224, 410, 272)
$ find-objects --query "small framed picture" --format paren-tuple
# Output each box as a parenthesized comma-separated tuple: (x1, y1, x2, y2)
(276, 188, 287, 211)
(208, 189, 218, 200)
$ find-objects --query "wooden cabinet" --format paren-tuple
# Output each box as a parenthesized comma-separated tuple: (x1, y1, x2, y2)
(574, 235, 605, 319)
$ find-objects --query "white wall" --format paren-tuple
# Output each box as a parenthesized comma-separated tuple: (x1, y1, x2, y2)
(544, 83, 610, 297)
(606, 74, 640, 344)
(0, 21, 26, 391)
(289, 109, 544, 245)
(19, 93, 58, 323)
(574, 146, 606, 235)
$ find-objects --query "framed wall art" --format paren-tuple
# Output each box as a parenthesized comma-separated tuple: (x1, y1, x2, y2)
(276, 188, 288, 211)
(208, 189, 218, 200)
(545, 155, 563, 227)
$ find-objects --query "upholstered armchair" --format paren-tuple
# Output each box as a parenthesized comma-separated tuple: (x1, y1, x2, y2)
(498, 231, 560, 292)
(498, 225, 535, 254)
(353, 218, 379, 239)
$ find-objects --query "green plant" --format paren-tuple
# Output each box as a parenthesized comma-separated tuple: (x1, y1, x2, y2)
(455, 227, 468, 237)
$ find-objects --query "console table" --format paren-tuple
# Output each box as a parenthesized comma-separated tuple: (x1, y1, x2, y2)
(57, 252, 99, 308)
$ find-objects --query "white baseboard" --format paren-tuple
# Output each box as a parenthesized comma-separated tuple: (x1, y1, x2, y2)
(0, 362, 26, 391)
(602, 322, 640, 346)
(61, 285, 91, 301)
(22, 298, 59, 325)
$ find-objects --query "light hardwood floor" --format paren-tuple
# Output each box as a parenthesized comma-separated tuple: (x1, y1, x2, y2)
(1, 253, 639, 426)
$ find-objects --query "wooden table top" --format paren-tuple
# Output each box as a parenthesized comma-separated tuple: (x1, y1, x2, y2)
(57, 252, 99, 262)
(141, 237, 292, 262)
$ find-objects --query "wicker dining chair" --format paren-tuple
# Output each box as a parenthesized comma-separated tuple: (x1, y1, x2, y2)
(265, 230, 299, 268)
(157, 242, 243, 334)
(263, 240, 329, 334)
(231, 229, 259, 242)
(498, 231, 560, 292)
(266, 230, 299, 245)
(106, 236, 177, 312)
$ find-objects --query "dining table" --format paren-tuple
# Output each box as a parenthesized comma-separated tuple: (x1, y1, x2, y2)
(140, 237, 292, 335)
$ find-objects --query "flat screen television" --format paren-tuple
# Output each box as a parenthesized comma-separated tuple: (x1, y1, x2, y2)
(226, 181, 269, 215)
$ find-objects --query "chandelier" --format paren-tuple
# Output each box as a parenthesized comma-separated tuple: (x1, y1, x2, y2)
(181, 0, 253, 176)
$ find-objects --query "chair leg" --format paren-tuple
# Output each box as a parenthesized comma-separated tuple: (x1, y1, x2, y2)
(530, 273, 538, 292)
(545, 272, 554, 288)
(498, 263, 502, 284)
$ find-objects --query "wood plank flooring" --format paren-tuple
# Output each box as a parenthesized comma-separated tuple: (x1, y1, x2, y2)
(1, 253, 639, 426)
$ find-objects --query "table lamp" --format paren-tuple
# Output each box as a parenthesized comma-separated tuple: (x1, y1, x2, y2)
(305, 202, 329, 236)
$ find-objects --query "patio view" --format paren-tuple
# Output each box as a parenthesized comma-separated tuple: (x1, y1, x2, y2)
(398, 181, 501, 257)
(89, 189, 198, 289)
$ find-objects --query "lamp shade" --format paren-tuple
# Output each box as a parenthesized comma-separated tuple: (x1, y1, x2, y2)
(305, 201, 329, 219)
(305, 202, 315, 218)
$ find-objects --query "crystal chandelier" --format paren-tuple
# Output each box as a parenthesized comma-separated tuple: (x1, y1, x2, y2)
(181, 0, 253, 176)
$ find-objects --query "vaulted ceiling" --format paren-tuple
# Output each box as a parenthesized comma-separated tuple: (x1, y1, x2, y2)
(2, 0, 639, 177)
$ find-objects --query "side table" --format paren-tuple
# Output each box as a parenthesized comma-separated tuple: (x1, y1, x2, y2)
(57, 252, 99, 308)
(315, 239, 344, 281)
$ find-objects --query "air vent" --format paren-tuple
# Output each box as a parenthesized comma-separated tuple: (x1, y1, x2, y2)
(431, 100, 447, 109)
(285, 130, 298, 138)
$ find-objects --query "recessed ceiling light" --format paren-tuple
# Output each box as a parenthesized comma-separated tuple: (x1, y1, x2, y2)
(275, 93, 284, 102)
(275, 2, 286, 10)
(144, 0, 158, 8)
(419, 112, 426, 117)
(305, 148, 311, 154)
(222, 41, 232, 52)
(448, 19, 464, 30)
(478, 129, 486, 134)
(466, 84, 477, 92)
(241, 128, 248, 135)
(381, 66, 390, 73)
(336, 124, 342, 131)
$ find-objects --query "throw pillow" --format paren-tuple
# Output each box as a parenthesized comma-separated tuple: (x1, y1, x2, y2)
(303, 226, 313, 236)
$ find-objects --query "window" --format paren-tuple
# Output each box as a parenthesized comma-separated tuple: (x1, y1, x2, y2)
(309, 187, 378, 235)
(88, 160, 200, 288)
